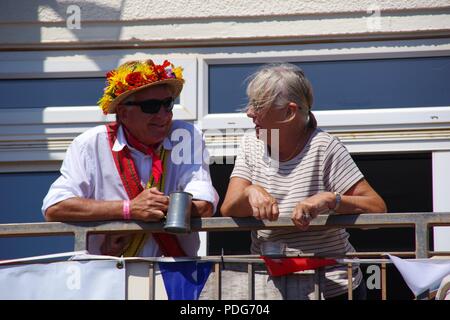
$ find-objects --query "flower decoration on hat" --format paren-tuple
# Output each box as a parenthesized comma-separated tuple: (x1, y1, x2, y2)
(98, 59, 184, 114)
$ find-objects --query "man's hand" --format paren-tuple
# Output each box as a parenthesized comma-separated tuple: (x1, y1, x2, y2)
(100, 234, 133, 256)
(130, 187, 169, 221)
(291, 192, 334, 230)
(245, 184, 279, 221)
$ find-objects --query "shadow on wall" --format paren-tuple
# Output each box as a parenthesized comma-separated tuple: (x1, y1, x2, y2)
(0, 1, 126, 261)
(1, 0, 124, 46)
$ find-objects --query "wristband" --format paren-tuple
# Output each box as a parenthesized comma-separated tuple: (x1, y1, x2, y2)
(333, 192, 342, 211)
(123, 200, 131, 220)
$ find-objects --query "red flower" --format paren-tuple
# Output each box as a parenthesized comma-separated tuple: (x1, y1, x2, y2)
(114, 82, 128, 96)
(106, 70, 115, 79)
(145, 73, 158, 83)
(154, 65, 168, 79)
(126, 72, 145, 87)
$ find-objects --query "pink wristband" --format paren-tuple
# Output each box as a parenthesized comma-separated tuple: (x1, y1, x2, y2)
(123, 200, 131, 220)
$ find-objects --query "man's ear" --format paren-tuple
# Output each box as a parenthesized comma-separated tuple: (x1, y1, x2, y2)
(116, 105, 127, 122)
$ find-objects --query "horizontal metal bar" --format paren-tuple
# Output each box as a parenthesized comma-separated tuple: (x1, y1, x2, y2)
(345, 251, 415, 258)
(1, 212, 450, 238)
(0, 220, 165, 237)
(193, 212, 450, 231)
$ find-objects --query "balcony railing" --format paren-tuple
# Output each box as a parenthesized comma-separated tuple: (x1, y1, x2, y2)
(1, 212, 450, 300)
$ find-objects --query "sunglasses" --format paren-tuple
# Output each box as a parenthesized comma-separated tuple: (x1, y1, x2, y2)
(123, 97, 175, 114)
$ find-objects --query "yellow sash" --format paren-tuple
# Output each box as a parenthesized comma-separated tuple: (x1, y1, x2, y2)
(122, 148, 168, 257)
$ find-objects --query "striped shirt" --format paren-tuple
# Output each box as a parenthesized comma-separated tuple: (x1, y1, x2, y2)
(231, 128, 364, 298)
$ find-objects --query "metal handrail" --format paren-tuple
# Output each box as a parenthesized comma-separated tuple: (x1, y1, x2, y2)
(1, 212, 450, 258)
(1, 212, 450, 300)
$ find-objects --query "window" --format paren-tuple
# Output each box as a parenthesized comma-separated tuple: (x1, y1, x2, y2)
(198, 39, 450, 155)
(0, 52, 197, 168)
(208, 57, 450, 114)
(0, 77, 105, 109)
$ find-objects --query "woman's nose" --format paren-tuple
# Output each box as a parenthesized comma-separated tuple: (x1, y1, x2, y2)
(246, 107, 256, 119)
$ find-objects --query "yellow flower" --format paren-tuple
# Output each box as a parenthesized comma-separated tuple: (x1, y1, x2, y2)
(107, 70, 127, 89)
(116, 68, 131, 84)
(172, 66, 183, 79)
(133, 63, 152, 75)
(98, 59, 184, 114)
(97, 94, 114, 114)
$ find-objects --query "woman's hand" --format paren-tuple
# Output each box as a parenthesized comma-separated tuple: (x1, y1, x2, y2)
(130, 187, 169, 222)
(245, 184, 279, 221)
(291, 192, 334, 230)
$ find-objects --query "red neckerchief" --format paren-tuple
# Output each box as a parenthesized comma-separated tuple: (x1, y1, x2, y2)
(106, 122, 186, 257)
(122, 125, 163, 185)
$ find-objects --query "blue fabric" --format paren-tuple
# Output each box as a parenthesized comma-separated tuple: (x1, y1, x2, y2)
(159, 261, 212, 300)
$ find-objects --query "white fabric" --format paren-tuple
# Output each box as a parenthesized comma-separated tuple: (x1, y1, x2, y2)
(0, 251, 88, 265)
(436, 274, 450, 300)
(42, 120, 219, 256)
(388, 254, 450, 297)
(0, 259, 125, 300)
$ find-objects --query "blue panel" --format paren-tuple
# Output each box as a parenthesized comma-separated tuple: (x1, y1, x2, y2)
(208, 56, 450, 114)
(0, 77, 106, 108)
(0, 172, 74, 259)
(209, 64, 258, 113)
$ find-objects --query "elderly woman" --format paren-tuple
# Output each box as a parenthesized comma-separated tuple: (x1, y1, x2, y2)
(220, 63, 387, 300)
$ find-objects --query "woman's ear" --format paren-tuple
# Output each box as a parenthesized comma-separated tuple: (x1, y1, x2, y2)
(285, 102, 298, 121)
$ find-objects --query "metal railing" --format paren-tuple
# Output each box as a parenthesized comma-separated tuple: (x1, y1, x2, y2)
(1, 212, 450, 300)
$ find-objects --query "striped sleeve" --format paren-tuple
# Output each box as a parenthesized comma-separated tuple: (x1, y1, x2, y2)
(322, 136, 364, 194)
(230, 135, 252, 182)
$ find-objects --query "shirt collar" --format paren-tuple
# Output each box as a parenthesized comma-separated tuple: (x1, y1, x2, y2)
(112, 125, 173, 152)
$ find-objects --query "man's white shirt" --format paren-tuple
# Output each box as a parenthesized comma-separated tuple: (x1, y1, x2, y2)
(42, 120, 219, 256)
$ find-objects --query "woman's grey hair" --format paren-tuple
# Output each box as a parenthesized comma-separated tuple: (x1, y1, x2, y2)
(246, 63, 314, 116)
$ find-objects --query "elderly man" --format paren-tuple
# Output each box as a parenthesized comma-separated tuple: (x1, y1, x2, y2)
(42, 59, 218, 257)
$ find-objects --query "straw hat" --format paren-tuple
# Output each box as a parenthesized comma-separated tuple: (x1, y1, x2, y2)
(97, 59, 184, 114)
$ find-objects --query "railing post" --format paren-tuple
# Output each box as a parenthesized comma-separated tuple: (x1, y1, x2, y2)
(215, 262, 222, 300)
(347, 263, 353, 300)
(148, 262, 155, 300)
(73, 230, 87, 251)
(314, 267, 323, 300)
(415, 221, 429, 258)
(381, 262, 387, 300)
(248, 263, 255, 300)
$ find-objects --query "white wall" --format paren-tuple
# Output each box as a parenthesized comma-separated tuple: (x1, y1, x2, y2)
(1, 0, 450, 48)
(0, 1, 448, 254)
(433, 151, 450, 251)
(1, 1, 450, 170)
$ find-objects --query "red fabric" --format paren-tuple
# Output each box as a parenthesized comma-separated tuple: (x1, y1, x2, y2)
(261, 256, 337, 277)
(152, 233, 186, 257)
(106, 122, 185, 257)
(122, 125, 163, 184)
(106, 123, 142, 199)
